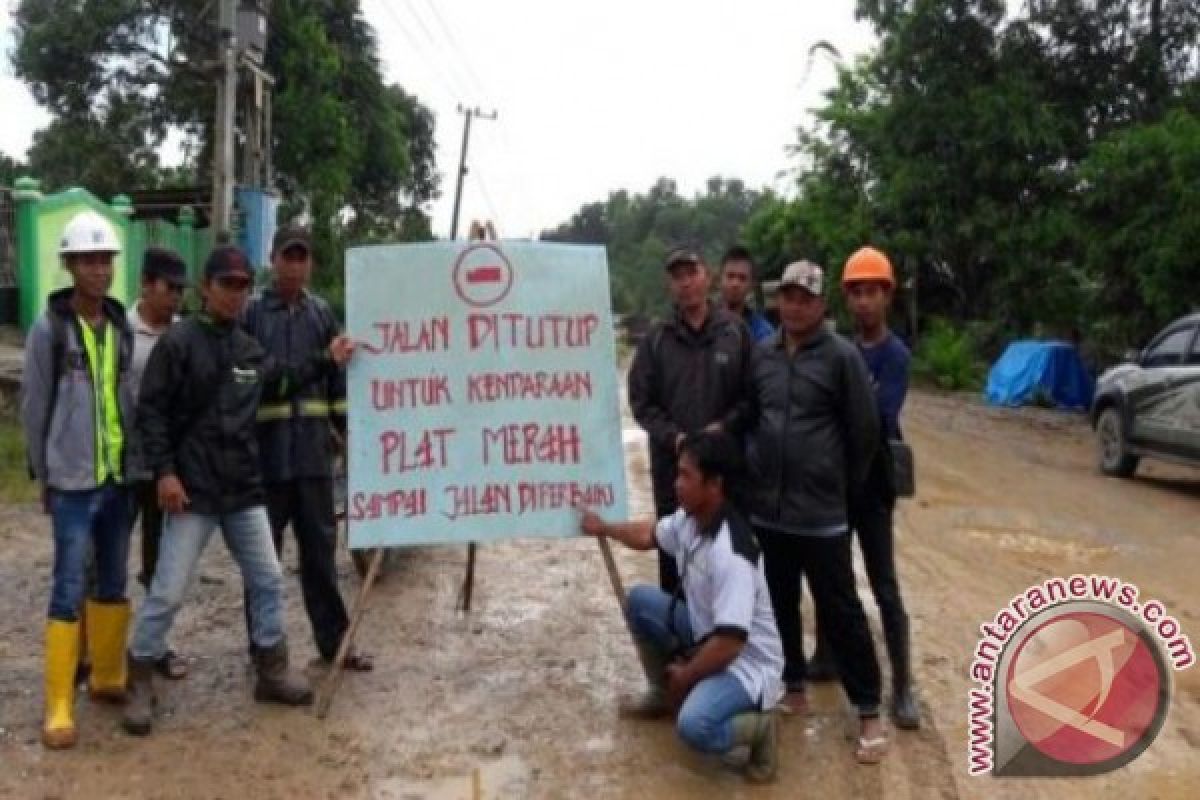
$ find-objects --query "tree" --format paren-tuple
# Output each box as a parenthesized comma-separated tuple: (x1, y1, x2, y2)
(11, 0, 440, 273)
(745, 0, 1197, 358)
(543, 178, 773, 317)
(1077, 110, 1200, 348)
(26, 97, 168, 200)
(1, 155, 26, 188)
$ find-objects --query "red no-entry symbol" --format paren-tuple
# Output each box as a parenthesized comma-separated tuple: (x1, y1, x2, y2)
(452, 243, 514, 308)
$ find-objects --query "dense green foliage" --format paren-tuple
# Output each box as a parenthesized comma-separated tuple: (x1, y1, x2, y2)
(541, 177, 774, 317)
(744, 0, 1200, 360)
(911, 318, 986, 391)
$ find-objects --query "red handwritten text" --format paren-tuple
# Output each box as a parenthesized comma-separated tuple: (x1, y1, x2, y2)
(467, 370, 592, 403)
(349, 488, 428, 520)
(371, 374, 452, 410)
(442, 483, 512, 520)
(361, 317, 450, 355)
(379, 428, 456, 474)
(517, 481, 614, 512)
(468, 313, 599, 352)
(481, 423, 581, 466)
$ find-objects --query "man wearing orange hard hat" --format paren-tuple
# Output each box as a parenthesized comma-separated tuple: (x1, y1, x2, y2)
(806, 246, 921, 729)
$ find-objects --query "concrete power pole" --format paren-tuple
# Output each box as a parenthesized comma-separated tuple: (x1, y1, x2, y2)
(448, 105, 497, 240)
(212, 0, 239, 237)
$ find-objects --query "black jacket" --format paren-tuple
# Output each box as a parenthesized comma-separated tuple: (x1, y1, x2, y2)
(628, 304, 754, 514)
(136, 313, 338, 515)
(747, 328, 880, 535)
(242, 288, 345, 482)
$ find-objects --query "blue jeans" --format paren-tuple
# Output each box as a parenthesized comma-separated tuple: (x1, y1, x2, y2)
(48, 484, 132, 621)
(131, 506, 284, 660)
(625, 584, 758, 754)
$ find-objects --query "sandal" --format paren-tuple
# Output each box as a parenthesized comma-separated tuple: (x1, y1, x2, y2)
(155, 650, 189, 680)
(855, 734, 889, 765)
(342, 651, 374, 672)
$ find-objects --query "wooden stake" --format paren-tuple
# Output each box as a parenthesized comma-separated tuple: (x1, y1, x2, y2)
(458, 542, 478, 612)
(596, 536, 658, 684)
(596, 537, 627, 614)
(315, 547, 384, 720)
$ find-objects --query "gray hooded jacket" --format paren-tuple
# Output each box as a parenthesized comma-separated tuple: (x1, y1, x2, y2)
(21, 288, 136, 491)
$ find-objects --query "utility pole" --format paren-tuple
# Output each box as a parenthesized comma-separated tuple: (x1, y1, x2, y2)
(212, 0, 238, 237)
(448, 105, 498, 240)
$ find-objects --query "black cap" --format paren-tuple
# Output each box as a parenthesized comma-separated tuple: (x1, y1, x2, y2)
(142, 246, 188, 287)
(271, 224, 312, 256)
(204, 245, 253, 280)
(664, 247, 702, 271)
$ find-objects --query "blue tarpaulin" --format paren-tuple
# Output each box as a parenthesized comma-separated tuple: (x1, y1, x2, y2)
(985, 341, 1094, 411)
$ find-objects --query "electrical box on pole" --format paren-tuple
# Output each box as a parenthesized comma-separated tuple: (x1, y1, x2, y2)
(237, 1, 269, 62)
(212, 0, 275, 248)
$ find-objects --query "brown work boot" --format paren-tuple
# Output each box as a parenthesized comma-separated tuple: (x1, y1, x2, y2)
(122, 654, 156, 736)
(253, 641, 314, 706)
(617, 687, 671, 719)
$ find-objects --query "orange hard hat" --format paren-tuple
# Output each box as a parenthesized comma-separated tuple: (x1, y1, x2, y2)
(842, 246, 895, 289)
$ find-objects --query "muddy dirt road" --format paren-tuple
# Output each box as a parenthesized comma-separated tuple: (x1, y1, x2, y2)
(1, 389, 1198, 799)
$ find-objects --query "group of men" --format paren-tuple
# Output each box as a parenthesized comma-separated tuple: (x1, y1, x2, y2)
(21, 210, 368, 749)
(586, 244, 915, 781)
(21, 212, 911, 782)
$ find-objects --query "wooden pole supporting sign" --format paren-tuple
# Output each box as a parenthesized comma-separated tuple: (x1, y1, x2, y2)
(315, 547, 385, 719)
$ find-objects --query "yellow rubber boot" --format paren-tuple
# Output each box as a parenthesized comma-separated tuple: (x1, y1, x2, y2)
(85, 599, 130, 702)
(43, 620, 81, 749)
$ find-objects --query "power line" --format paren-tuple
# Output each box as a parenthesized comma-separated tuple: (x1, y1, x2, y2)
(396, 0, 477, 101)
(374, 2, 533, 236)
(425, 6, 533, 217)
(416, 0, 490, 101)
(366, 0, 468, 103)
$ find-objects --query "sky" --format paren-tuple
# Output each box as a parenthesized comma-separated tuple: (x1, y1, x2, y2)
(1, 0, 878, 238)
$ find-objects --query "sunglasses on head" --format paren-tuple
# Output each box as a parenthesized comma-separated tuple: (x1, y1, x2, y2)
(215, 273, 252, 291)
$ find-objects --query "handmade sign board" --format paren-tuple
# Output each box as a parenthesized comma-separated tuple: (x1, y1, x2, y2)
(345, 241, 629, 548)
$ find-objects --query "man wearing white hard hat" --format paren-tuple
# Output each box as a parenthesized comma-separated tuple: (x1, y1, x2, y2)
(20, 210, 138, 749)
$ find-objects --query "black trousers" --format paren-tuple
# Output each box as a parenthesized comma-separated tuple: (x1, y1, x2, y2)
(248, 478, 350, 661)
(758, 527, 882, 715)
(851, 494, 911, 685)
(132, 480, 164, 588)
(651, 496, 681, 594)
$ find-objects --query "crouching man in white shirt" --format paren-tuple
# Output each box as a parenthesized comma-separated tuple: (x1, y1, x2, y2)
(578, 430, 784, 783)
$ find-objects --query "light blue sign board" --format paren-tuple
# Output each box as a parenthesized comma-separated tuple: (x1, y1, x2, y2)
(346, 241, 628, 548)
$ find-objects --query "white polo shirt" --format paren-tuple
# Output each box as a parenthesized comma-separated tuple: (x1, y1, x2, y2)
(128, 302, 177, 397)
(656, 508, 785, 710)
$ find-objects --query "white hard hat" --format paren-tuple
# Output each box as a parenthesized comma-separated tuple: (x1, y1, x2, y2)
(59, 210, 122, 256)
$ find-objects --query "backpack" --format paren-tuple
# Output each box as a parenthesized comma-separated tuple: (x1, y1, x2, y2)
(26, 313, 70, 480)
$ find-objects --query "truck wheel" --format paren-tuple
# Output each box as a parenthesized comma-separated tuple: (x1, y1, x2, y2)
(1097, 408, 1139, 477)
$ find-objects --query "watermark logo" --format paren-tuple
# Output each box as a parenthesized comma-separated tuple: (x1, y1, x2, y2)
(968, 575, 1194, 777)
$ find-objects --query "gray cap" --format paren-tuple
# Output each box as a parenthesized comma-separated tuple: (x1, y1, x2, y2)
(663, 247, 702, 271)
(778, 260, 824, 295)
